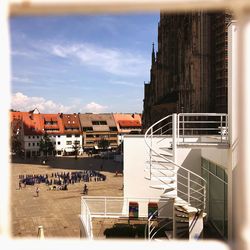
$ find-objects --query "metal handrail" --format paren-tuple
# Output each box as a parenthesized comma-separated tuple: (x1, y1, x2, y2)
(144, 114, 211, 211)
(146, 199, 173, 240)
(81, 197, 93, 239)
(177, 113, 229, 143)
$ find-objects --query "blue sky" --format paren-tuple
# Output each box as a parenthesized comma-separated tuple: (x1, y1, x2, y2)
(10, 13, 159, 113)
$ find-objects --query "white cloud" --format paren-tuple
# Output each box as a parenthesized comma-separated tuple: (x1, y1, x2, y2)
(12, 76, 32, 84)
(11, 49, 41, 59)
(81, 102, 108, 113)
(109, 80, 141, 88)
(11, 92, 73, 113)
(50, 43, 148, 76)
(11, 92, 108, 114)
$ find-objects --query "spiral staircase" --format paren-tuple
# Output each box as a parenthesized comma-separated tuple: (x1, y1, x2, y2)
(144, 113, 229, 240)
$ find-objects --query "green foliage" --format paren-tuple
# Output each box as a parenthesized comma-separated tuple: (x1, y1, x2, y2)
(103, 223, 148, 239)
(98, 138, 110, 150)
(39, 133, 55, 156)
(72, 140, 80, 159)
(11, 135, 22, 154)
(10, 119, 22, 155)
(104, 224, 136, 238)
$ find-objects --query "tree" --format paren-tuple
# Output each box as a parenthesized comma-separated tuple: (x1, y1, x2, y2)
(39, 133, 55, 157)
(72, 140, 80, 160)
(11, 134, 22, 155)
(98, 137, 110, 151)
(10, 119, 22, 155)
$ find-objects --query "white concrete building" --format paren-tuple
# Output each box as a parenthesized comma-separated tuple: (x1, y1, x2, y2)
(54, 134, 83, 156)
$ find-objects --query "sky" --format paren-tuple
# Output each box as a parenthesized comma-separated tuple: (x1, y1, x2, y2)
(10, 13, 159, 114)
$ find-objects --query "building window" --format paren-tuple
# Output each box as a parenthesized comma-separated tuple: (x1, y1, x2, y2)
(75, 134, 80, 137)
(92, 121, 107, 125)
(83, 127, 93, 132)
(201, 158, 228, 238)
(109, 126, 118, 131)
(28, 136, 31, 139)
(129, 202, 138, 219)
(33, 143, 35, 146)
(66, 141, 72, 145)
(33, 136, 35, 139)
(45, 121, 57, 125)
(66, 134, 72, 137)
(57, 135, 60, 138)
(86, 134, 94, 138)
(57, 141, 61, 145)
(37, 136, 39, 139)
(28, 142, 31, 146)
(37, 143, 39, 146)
(148, 203, 158, 219)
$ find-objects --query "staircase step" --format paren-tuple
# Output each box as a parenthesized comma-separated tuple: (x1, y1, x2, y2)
(144, 174, 174, 181)
(176, 205, 199, 214)
(176, 224, 189, 230)
(174, 197, 190, 206)
(175, 217, 189, 223)
(146, 160, 174, 165)
(150, 183, 175, 189)
(161, 187, 175, 193)
(152, 153, 173, 158)
(159, 146, 173, 150)
(176, 230, 189, 239)
(160, 192, 177, 199)
(176, 214, 189, 219)
(165, 230, 173, 239)
(144, 169, 176, 176)
(175, 207, 189, 216)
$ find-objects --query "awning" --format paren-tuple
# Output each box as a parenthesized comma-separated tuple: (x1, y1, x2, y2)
(64, 147, 74, 152)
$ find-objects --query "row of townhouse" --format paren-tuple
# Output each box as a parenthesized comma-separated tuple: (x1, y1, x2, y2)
(10, 111, 142, 158)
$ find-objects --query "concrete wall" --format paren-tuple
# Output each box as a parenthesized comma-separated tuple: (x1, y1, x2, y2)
(201, 147, 228, 170)
(24, 135, 42, 151)
(123, 135, 202, 217)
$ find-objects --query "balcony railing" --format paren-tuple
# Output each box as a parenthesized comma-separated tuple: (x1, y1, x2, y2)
(80, 196, 171, 239)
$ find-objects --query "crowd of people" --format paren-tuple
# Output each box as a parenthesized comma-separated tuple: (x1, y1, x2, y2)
(18, 170, 106, 191)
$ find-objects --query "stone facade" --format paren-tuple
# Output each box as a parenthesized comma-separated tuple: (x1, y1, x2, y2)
(143, 12, 232, 130)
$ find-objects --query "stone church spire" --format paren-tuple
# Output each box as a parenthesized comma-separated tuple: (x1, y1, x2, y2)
(151, 42, 155, 65)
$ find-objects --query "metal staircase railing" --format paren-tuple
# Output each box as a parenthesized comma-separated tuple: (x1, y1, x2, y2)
(145, 114, 207, 210)
(145, 199, 173, 240)
(144, 113, 229, 239)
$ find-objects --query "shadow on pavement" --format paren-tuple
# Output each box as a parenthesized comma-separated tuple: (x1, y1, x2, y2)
(11, 156, 123, 174)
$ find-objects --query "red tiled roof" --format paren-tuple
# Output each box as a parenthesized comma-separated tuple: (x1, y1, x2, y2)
(22, 113, 44, 135)
(61, 114, 81, 133)
(41, 114, 64, 134)
(44, 125, 59, 129)
(118, 120, 141, 127)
